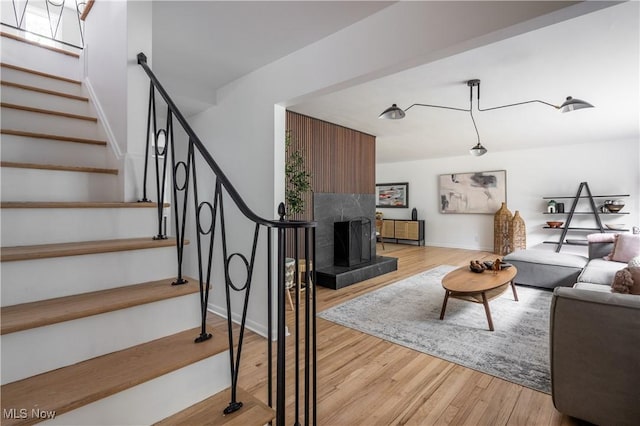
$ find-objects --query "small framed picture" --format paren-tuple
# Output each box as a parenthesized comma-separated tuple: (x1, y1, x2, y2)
(376, 182, 409, 208)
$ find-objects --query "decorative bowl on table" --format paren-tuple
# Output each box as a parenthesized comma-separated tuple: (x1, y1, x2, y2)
(605, 223, 626, 230)
(546, 221, 564, 228)
(604, 200, 625, 213)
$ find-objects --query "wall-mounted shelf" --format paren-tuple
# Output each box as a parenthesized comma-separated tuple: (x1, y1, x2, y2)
(542, 226, 628, 231)
(543, 239, 590, 246)
(543, 194, 630, 199)
(542, 182, 629, 252)
(543, 212, 629, 215)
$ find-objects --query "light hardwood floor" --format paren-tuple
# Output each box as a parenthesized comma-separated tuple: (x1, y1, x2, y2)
(208, 244, 584, 425)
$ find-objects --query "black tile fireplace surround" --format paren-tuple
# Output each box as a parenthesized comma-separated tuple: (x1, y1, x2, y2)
(334, 219, 371, 267)
(314, 193, 397, 289)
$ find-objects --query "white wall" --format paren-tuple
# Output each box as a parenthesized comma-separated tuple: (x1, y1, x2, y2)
(83, 0, 152, 201)
(376, 138, 639, 254)
(83, 0, 127, 150)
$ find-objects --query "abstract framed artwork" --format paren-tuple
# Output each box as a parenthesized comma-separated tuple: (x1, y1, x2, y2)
(376, 182, 409, 208)
(439, 170, 506, 214)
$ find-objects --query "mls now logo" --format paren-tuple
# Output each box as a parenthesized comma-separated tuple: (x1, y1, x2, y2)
(3, 408, 56, 420)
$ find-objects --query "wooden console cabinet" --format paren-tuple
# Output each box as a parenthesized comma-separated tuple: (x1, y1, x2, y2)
(381, 219, 425, 246)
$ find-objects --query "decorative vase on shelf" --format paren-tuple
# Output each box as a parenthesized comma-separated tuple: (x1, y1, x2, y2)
(411, 207, 417, 220)
(494, 203, 513, 255)
(509, 210, 526, 252)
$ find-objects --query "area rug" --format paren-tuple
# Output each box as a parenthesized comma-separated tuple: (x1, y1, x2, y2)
(318, 265, 553, 393)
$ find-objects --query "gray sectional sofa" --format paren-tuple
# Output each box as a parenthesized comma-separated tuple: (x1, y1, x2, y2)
(550, 287, 640, 426)
(505, 237, 640, 425)
(503, 239, 627, 290)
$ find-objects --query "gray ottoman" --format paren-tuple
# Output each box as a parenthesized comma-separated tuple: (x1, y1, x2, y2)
(503, 250, 588, 289)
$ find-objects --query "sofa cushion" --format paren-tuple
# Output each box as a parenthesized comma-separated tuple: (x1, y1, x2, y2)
(573, 282, 612, 292)
(577, 258, 626, 286)
(503, 250, 588, 289)
(504, 250, 587, 268)
(610, 234, 640, 263)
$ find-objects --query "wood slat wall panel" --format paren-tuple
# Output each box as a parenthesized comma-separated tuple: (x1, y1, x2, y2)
(285, 111, 376, 255)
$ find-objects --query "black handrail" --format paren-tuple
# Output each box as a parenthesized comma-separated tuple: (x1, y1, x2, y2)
(137, 52, 317, 425)
(138, 53, 297, 230)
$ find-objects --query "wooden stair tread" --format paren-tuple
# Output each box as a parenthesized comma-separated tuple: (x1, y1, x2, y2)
(1, 201, 169, 209)
(0, 32, 80, 58)
(1, 129, 107, 145)
(0, 161, 118, 175)
(1, 80, 89, 101)
(1, 102, 97, 122)
(1, 237, 184, 262)
(1, 276, 200, 335)
(155, 387, 275, 426)
(0, 326, 228, 426)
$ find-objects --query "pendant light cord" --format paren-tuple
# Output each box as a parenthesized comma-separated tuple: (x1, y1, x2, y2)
(469, 84, 481, 144)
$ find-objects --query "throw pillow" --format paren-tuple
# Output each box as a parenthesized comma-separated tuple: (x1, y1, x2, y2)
(610, 234, 640, 263)
(611, 268, 634, 294)
(628, 268, 640, 295)
(587, 233, 617, 243)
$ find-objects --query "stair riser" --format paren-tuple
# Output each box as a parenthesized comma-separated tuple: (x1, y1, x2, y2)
(45, 353, 230, 426)
(1, 293, 202, 385)
(1, 207, 162, 246)
(1, 247, 182, 306)
(1, 85, 92, 116)
(1, 35, 81, 81)
(0, 134, 108, 169)
(1, 107, 101, 139)
(0, 67, 83, 96)
(1, 167, 118, 202)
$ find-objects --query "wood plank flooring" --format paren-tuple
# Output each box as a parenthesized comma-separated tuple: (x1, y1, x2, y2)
(209, 244, 583, 425)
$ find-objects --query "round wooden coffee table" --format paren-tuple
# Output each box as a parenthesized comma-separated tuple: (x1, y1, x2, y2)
(439, 265, 518, 331)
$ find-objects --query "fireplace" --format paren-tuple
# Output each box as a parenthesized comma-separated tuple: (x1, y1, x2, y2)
(334, 219, 371, 267)
(313, 193, 397, 289)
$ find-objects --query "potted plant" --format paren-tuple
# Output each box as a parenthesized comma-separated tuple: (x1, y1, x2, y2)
(285, 131, 312, 216)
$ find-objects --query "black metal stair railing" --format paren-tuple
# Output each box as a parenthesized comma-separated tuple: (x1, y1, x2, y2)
(1, 0, 87, 49)
(136, 52, 317, 425)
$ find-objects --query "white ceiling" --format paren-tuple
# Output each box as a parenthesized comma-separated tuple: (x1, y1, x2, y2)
(151, 1, 639, 163)
(152, 1, 393, 113)
(289, 1, 640, 162)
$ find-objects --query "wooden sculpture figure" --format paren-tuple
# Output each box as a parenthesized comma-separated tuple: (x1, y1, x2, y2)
(492, 258, 502, 274)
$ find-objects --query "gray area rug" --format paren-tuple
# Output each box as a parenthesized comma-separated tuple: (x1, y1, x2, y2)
(318, 265, 553, 393)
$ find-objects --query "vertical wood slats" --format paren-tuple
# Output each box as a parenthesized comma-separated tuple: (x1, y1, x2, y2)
(286, 110, 376, 223)
(285, 111, 376, 256)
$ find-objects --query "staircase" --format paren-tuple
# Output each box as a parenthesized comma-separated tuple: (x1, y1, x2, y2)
(0, 35, 274, 425)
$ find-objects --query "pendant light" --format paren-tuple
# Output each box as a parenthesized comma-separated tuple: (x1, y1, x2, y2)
(379, 79, 593, 156)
